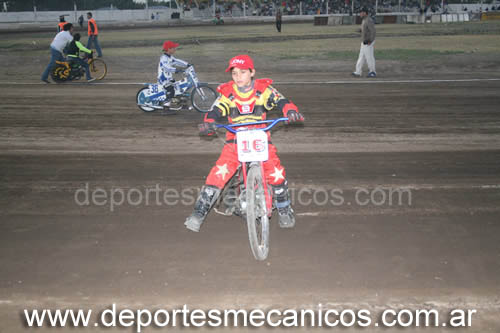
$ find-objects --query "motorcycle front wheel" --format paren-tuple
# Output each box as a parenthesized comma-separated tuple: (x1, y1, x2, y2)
(191, 85, 217, 113)
(246, 164, 270, 261)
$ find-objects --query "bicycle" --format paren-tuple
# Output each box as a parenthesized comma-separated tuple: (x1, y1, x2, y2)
(50, 53, 107, 82)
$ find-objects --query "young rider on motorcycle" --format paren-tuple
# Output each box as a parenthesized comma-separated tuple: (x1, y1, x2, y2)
(66, 33, 95, 82)
(158, 41, 191, 107)
(185, 54, 304, 232)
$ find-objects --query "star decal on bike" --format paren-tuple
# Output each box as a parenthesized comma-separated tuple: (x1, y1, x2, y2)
(270, 167, 284, 183)
(215, 163, 230, 180)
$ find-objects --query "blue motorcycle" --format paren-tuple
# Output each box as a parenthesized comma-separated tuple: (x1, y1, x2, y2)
(136, 65, 217, 113)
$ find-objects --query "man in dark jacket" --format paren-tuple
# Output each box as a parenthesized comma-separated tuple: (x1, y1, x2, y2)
(352, 7, 376, 78)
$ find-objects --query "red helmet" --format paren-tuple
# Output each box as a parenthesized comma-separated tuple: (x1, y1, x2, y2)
(163, 40, 179, 51)
(225, 54, 254, 72)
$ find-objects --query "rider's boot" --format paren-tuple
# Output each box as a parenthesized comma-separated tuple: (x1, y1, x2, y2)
(273, 180, 295, 228)
(163, 84, 175, 107)
(184, 185, 221, 232)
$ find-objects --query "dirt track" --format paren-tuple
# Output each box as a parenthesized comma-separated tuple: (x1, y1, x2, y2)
(1, 27, 500, 332)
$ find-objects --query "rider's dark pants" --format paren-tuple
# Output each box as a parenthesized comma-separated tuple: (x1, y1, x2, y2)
(41, 47, 64, 81)
(165, 85, 175, 99)
(69, 57, 92, 80)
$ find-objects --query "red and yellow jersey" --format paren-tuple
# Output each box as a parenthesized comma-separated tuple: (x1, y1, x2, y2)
(204, 78, 298, 140)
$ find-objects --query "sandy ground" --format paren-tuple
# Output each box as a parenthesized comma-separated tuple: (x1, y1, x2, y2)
(1, 24, 500, 332)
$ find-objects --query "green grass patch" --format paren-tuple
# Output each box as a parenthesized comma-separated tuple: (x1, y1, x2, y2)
(282, 49, 464, 61)
(3, 21, 500, 52)
(322, 50, 358, 60)
(373, 48, 464, 61)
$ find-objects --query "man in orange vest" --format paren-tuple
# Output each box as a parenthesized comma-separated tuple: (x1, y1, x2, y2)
(86, 12, 102, 57)
(57, 15, 66, 32)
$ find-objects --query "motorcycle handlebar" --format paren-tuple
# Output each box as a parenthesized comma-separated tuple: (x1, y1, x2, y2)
(215, 117, 289, 134)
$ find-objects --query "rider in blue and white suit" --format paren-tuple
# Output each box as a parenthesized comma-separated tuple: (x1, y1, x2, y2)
(158, 40, 190, 107)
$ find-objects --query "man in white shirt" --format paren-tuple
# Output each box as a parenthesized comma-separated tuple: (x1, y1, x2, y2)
(41, 23, 74, 83)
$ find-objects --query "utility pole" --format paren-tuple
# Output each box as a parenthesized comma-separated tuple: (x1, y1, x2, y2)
(33, 0, 37, 22)
(74, 1, 77, 22)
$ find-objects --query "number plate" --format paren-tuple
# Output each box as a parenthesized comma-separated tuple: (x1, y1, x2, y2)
(236, 130, 269, 162)
(148, 84, 160, 95)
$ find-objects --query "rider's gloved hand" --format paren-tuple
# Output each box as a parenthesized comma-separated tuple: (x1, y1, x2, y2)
(175, 68, 183, 73)
(89, 51, 94, 59)
(198, 122, 217, 136)
(287, 110, 304, 124)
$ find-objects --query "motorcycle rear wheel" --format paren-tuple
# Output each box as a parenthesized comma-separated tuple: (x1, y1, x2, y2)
(50, 64, 70, 83)
(136, 87, 158, 112)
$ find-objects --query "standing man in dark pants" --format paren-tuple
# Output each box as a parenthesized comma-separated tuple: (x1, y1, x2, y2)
(78, 15, 84, 29)
(276, 8, 282, 32)
(41, 23, 74, 83)
(86, 12, 103, 58)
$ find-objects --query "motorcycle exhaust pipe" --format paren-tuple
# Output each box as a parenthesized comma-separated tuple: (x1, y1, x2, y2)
(138, 104, 163, 110)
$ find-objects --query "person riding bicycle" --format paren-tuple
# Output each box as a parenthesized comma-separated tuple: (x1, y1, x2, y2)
(66, 33, 95, 82)
(158, 41, 190, 108)
(185, 54, 304, 232)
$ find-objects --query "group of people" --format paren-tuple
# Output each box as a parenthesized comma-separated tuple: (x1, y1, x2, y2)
(41, 12, 103, 83)
(163, 6, 375, 229)
(40, 10, 374, 230)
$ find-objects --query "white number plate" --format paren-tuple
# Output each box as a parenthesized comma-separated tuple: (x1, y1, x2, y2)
(236, 130, 269, 162)
(148, 84, 160, 95)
